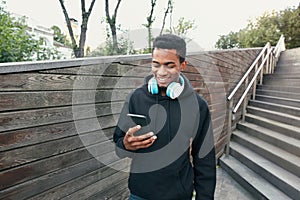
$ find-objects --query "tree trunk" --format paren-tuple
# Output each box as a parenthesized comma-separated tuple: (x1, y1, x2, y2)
(105, 0, 122, 54)
(58, 0, 96, 58)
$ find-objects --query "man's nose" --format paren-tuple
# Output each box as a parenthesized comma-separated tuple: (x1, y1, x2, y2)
(157, 66, 167, 76)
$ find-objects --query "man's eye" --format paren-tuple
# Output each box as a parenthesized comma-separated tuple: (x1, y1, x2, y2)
(152, 63, 160, 67)
(166, 65, 176, 68)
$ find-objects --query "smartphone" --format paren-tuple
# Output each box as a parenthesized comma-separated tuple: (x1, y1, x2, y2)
(127, 113, 151, 136)
(127, 113, 148, 127)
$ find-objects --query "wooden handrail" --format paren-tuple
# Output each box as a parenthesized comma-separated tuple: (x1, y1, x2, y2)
(225, 35, 285, 156)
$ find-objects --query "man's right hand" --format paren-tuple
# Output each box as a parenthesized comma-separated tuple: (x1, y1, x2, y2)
(123, 125, 157, 151)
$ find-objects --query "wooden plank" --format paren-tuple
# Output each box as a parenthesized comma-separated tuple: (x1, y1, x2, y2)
(0, 89, 131, 112)
(0, 74, 145, 91)
(0, 158, 103, 200)
(30, 156, 128, 200)
(0, 152, 125, 200)
(87, 178, 129, 200)
(62, 170, 129, 200)
(0, 140, 115, 190)
(41, 62, 151, 76)
(0, 118, 115, 152)
(0, 115, 118, 151)
(106, 187, 130, 200)
(0, 102, 123, 133)
(0, 126, 116, 170)
(0, 54, 152, 74)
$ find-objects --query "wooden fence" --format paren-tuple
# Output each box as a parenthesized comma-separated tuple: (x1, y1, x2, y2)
(0, 48, 261, 199)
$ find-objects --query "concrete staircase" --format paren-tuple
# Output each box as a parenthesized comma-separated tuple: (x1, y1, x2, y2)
(220, 48, 300, 200)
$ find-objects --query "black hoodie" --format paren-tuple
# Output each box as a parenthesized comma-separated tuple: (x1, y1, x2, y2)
(113, 74, 216, 200)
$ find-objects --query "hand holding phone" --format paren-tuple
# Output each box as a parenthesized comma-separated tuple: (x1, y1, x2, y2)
(123, 125, 157, 151)
(127, 113, 151, 136)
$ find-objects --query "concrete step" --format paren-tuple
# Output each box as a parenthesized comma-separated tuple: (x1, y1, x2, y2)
(274, 66, 300, 73)
(277, 59, 300, 66)
(219, 155, 292, 200)
(245, 113, 300, 140)
(247, 106, 300, 128)
(264, 73, 300, 78)
(263, 78, 300, 87)
(229, 141, 300, 200)
(256, 89, 300, 100)
(255, 94, 300, 108)
(232, 130, 300, 176)
(237, 122, 300, 156)
(249, 100, 300, 117)
(280, 47, 300, 57)
(257, 84, 300, 93)
(276, 60, 300, 65)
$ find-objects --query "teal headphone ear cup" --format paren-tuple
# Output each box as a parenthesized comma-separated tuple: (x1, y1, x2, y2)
(148, 77, 159, 94)
(166, 76, 185, 99)
(166, 82, 180, 99)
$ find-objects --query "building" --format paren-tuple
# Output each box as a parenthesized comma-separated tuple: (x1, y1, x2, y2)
(11, 12, 73, 60)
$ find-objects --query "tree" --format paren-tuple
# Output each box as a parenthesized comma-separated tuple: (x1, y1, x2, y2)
(215, 6, 300, 49)
(215, 31, 240, 49)
(105, 0, 122, 54)
(165, 17, 196, 43)
(51, 25, 71, 47)
(143, 0, 157, 52)
(160, 0, 173, 35)
(0, 0, 60, 62)
(278, 6, 300, 49)
(87, 25, 136, 56)
(58, 0, 96, 57)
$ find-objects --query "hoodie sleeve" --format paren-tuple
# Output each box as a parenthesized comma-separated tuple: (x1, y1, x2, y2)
(191, 98, 216, 200)
(113, 94, 136, 158)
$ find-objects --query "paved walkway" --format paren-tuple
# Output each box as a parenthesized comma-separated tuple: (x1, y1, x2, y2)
(191, 165, 255, 200)
(214, 166, 255, 200)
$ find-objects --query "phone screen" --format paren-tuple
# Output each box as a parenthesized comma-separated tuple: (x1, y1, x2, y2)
(127, 113, 148, 127)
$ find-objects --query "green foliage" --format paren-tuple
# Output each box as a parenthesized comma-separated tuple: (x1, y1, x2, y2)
(215, 6, 300, 49)
(278, 7, 300, 49)
(167, 17, 196, 37)
(36, 38, 62, 60)
(165, 17, 196, 43)
(0, 1, 61, 63)
(51, 25, 71, 47)
(87, 26, 136, 56)
(0, 7, 38, 62)
(215, 31, 240, 49)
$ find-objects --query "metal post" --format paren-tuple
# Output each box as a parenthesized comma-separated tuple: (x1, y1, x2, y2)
(242, 77, 249, 122)
(257, 63, 262, 85)
(253, 63, 258, 99)
(226, 99, 233, 156)
(267, 49, 271, 74)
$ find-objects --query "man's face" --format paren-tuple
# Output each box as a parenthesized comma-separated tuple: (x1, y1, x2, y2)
(151, 48, 186, 88)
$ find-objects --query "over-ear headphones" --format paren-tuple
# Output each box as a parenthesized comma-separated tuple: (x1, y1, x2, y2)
(148, 75, 185, 99)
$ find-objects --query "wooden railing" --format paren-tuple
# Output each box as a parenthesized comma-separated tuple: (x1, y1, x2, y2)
(225, 35, 286, 155)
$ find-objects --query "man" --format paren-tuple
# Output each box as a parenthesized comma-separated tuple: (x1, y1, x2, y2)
(113, 34, 216, 200)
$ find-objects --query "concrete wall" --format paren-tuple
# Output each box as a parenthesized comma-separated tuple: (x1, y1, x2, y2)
(0, 48, 261, 199)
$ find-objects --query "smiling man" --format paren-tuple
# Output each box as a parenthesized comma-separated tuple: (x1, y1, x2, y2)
(113, 34, 216, 200)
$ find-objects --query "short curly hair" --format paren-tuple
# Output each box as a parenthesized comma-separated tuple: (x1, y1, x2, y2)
(152, 34, 186, 63)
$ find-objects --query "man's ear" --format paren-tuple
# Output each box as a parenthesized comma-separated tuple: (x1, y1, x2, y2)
(180, 61, 187, 71)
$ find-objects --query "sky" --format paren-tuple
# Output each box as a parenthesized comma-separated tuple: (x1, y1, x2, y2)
(5, 0, 300, 51)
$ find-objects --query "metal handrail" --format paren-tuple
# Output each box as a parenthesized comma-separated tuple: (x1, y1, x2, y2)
(233, 47, 272, 113)
(225, 35, 285, 155)
(227, 43, 270, 101)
